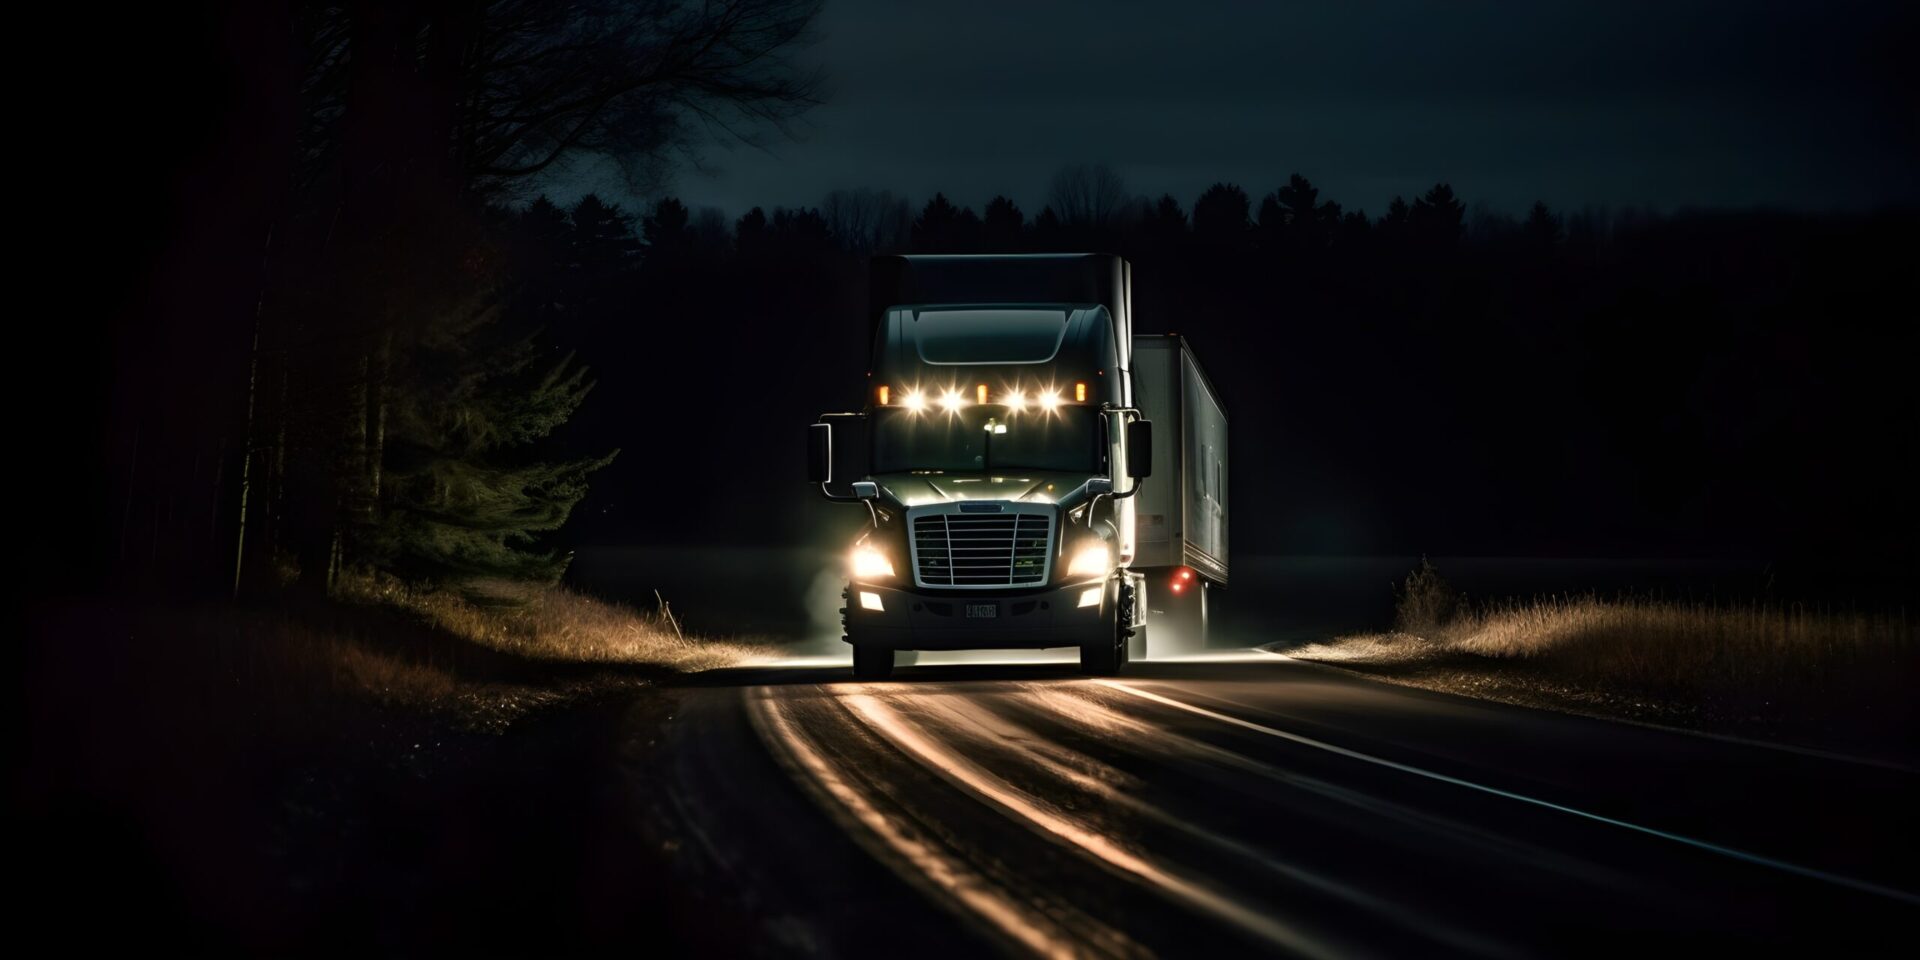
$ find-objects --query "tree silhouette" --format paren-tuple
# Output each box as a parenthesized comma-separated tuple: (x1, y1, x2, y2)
(1339, 208, 1372, 243)
(1524, 201, 1564, 247)
(982, 195, 1025, 249)
(1257, 192, 1287, 239)
(516, 196, 572, 262)
(1147, 194, 1189, 245)
(1031, 206, 1065, 248)
(735, 206, 770, 257)
(770, 206, 834, 249)
(693, 207, 733, 255)
(913, 193, 980, 251)
(1267, 173, 1342, 250)
(1379, 195, 1412, 237)
(1411, 183, 1466, 245)
(293, 0, 824, 203)
(573, 195, 640, 271)
(823, 188, 912, 253)
(642, 197, 696, 265)
(1047, 163, 1129, 229)
(1192, 182, 1251, 242)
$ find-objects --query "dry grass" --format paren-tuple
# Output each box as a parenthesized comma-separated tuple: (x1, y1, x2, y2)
(338, 573, 765, 674)
(55, 576, 768, 739)
(1291, 562, 1917, 754)
(1302, 595, 1912, 691)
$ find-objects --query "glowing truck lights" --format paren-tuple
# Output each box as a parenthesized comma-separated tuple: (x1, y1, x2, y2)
(870, 381, 1092, 414)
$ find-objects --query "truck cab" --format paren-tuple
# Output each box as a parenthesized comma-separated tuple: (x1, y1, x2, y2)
(808, 254, 1222, 678)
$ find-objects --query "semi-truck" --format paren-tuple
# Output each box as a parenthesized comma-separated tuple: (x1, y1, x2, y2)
(807, 254, 1228, 678)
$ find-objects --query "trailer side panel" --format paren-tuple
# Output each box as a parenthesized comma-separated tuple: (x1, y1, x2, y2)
(1180, 346, 1228, 583)
(1130, 337, 1181, 569)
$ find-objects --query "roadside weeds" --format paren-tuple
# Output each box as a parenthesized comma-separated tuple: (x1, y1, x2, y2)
(1286, 561, 1916, 761)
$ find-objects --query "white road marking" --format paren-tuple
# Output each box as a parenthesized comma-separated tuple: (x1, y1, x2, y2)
(839, 691, 1343, 959)
(983, 685, 1522, 958)
(1263, 648, 1919, 773)
(1096, 679, 1920, 906)
(746, 689, 1077, 958)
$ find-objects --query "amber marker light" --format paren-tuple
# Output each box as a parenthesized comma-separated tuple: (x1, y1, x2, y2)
(1075, 381, 1088, 402)
(877, 385, 890, 406)
(977, 383, 989, 405)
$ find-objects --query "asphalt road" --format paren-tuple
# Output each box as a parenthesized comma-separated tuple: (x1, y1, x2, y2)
(644, 652, 1916, 958)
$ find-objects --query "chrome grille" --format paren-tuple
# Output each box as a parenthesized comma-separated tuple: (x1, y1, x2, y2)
(910, 506, 1054, 588)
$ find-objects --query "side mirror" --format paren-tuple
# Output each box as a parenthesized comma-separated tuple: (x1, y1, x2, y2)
(851, 481, 878, 500)
(807, 423, 832, 483)
(1126, 419, 1153, 479)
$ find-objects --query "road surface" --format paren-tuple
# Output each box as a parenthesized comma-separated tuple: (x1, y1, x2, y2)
(641, 654, 1915, 957)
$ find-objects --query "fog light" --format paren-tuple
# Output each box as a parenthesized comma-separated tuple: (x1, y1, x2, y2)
(859, 591, 884, 612)
(1077, 586, 1102, 608)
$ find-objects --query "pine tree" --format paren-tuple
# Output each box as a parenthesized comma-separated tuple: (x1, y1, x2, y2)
(370, 289, 616, 583)
(1524, 201, 1564, 247)
(643, 198, 695, 254)
(982, 196, 1024, 249)
(1192, 182, 1251, 242)
(1411, 183, 1466, 245)
(913, 193, 968, 250)
(735, 206, 770, 258)
(1151, 195, 1187, 234)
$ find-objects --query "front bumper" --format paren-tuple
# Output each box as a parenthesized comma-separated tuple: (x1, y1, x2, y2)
(844, 578, 1112, 651)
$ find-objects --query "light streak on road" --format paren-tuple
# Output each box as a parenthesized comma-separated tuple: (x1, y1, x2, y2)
(838, 690, 1344, 959)
(1095, 680, 1920, 906)
(747, 688, 1079, 958)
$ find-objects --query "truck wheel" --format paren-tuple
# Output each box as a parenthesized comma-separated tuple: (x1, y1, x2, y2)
(1080, 580, 1135, 675)
(851, 644, 894, 680)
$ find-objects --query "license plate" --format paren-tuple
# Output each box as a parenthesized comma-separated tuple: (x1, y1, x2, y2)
(965, 603, 999, 619)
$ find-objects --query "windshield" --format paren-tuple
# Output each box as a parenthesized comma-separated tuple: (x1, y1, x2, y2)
(872, 406, 1101, 474)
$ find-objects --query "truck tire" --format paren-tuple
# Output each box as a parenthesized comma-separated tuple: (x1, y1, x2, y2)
(851, 644, 894, 680)
(1080, 579, 1135, 675)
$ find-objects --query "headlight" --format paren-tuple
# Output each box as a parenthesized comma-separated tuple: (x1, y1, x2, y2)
(1066, 542, 1112, 578)
(850, 544, 895, 580)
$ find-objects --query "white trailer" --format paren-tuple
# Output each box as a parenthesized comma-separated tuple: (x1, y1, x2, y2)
(1129, 334, 1228, 643)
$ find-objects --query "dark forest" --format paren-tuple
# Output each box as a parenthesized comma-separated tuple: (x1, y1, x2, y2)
(26, 1, 1920, 954)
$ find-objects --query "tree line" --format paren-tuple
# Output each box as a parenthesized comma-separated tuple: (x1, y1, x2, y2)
(512, 168, 1914, 566)
(92, 2, 1912, 603)
(598, 166, 1577, 260)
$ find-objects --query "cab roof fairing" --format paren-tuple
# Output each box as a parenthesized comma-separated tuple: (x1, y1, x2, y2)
(868, 304, 1124, 409)
(867, 253, 1134, 407)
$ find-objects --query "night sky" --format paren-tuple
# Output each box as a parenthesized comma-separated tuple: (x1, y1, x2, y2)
(553, 0, 1917, 218)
